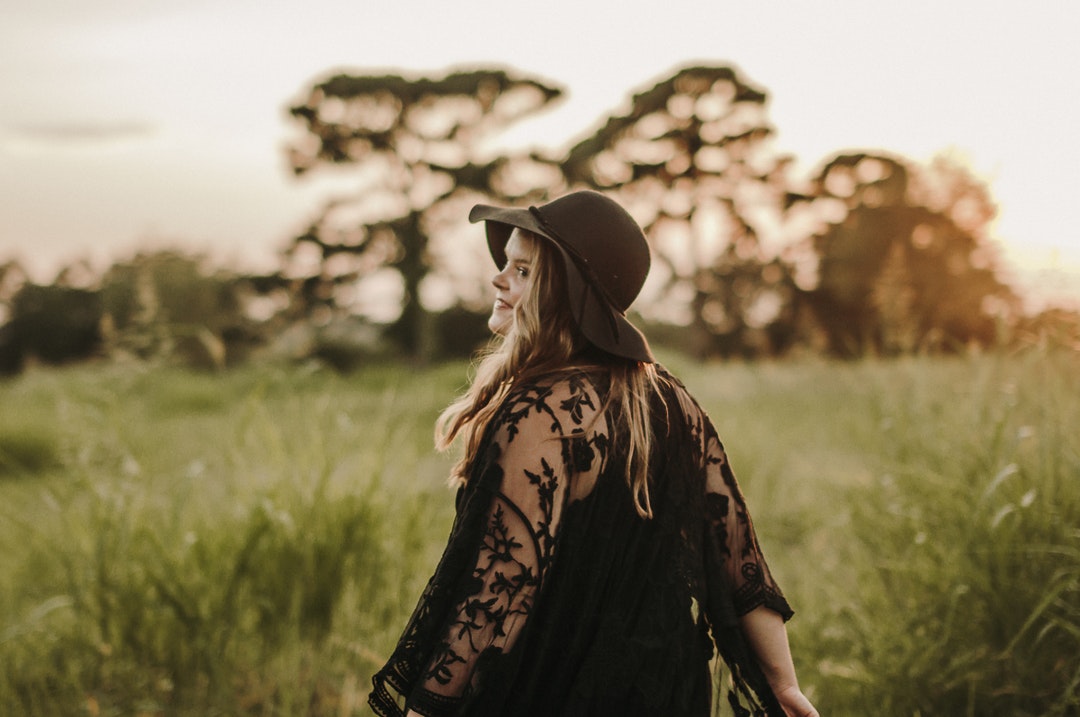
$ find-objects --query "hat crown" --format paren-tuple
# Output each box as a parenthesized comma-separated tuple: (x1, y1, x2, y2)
(531, 191, 650, 311)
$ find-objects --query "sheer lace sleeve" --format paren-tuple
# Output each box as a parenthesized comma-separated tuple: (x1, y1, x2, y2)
(405, 374, 608, 715)
(672, 384, 793, 622)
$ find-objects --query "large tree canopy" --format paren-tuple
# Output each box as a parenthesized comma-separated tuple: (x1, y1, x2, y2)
(269, 63, 1037, 361)
(0, 67, 1073, 373)
(282, 68, 565, 357)
(561, 65, 799, 357)
(788, 152, 1019, 356)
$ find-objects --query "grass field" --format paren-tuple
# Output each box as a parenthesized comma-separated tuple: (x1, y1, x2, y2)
(1, 350, 1077, 716)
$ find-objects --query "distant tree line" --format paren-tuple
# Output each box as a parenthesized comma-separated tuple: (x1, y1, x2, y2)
(1, 65, 1077, 374)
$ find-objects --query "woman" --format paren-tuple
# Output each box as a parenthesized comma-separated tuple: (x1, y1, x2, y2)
(369, 191, 818, 717)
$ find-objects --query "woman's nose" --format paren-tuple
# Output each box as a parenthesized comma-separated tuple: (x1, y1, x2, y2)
(492, 269, 508, 290)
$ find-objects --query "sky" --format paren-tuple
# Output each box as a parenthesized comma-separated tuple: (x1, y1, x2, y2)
(1, 0, 1078, 309)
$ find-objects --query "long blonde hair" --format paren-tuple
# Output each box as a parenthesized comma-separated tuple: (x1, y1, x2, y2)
(435, 231, 664, 518)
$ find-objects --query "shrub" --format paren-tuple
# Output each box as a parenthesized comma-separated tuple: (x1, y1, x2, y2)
(6, 284, 102, 364)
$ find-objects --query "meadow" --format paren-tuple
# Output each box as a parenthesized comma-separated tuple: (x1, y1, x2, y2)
(1, 350, 1077, 716)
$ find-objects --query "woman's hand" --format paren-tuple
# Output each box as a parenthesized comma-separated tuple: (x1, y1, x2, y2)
(737, 607, 819, 717)
(775, 683, 819, 717)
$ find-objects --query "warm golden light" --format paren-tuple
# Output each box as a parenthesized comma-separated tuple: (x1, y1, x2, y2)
(0, 1, 1076, 311)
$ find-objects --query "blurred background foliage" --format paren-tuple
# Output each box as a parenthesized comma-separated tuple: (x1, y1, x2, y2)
(1, 63, 1076, 375)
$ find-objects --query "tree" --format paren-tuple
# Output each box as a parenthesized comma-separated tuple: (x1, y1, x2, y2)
(3, 282, 102, 369)
(788, 152, 1019, 356)
(560, 65, 800, 357)
(99, 251, 255, 369)
(0, 261, 29, 374)
(282, 68, 565, 358)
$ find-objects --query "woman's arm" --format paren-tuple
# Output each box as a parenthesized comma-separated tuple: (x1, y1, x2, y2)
(395, 378, 604, 716)
(739, 606, 819, 717)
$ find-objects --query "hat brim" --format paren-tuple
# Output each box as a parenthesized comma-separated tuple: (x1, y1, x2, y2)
(468, 204, 546, 267)
(469, 203, 654, 363)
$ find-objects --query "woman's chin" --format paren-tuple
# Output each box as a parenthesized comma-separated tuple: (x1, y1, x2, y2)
(488, 314, 510, 336)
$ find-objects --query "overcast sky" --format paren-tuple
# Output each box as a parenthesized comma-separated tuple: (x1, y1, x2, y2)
(1, 0, 1077, 307)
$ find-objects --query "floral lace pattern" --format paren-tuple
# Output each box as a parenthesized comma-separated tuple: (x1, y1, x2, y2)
(369, 367, 791, 717)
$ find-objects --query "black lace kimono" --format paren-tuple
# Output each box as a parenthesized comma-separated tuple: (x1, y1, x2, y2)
(369, 367, 793, 717)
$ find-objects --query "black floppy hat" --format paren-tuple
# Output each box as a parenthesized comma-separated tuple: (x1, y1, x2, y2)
(469, 190, 654, 363)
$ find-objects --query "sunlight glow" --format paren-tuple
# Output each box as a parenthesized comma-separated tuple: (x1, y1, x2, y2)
(0, 0, 1076, 308)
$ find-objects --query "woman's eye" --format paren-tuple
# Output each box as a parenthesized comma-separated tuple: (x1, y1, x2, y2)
(516, 267, 529, 278)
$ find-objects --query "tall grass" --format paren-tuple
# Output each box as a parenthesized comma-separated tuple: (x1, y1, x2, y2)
(806, 352, 1080, 716)
(0, 361, 461, 715)
(650, 351, 1079, 715)
(1, 352, 1076, 715)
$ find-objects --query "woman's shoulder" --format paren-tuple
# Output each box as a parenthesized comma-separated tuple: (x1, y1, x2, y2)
(508, 365, 608, 399)
(654, 363, 688, 393)
(495, 367, 607, 436)
(653, 364, 709, 423)
(509, 363, 687, 407)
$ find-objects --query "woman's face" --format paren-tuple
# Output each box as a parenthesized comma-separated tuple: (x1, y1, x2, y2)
(488, 229, 536, 335)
